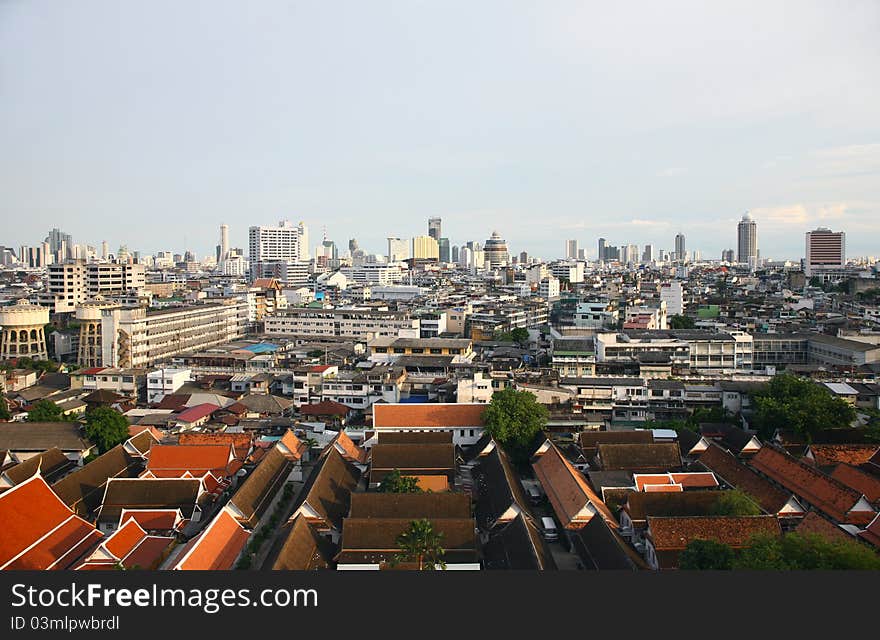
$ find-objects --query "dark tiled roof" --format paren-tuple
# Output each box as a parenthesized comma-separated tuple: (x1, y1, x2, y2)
(98, 479, 202, 525)
(378, 431, 453, 444)
(228, 447, 293, 528)
(482, 514, 556, 570)
(572, 514, 643, 571)
(369, 443, 455, 471)
(697, 444, 793, 515)
(336, 517, 477, 566)
(268, 515, 335, 571)
(296, 448, 360, 530)
(597, 443, 682, 472)
(52, 445, 143, 518)
(472, 447, 531, 530)
(0, 422, 92, 453)
(624, 491, 725, 524)
(348, 492, 470, 519)
(3, 447, 75, 486)
(647, 515, 781, 551)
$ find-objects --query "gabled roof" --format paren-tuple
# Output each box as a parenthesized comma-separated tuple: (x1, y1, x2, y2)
(299, 400, 350, 417)
(624, 491, 729, 524)
(697, 444, 797, 516)
(348, 492, 470, 519)
(807, 444, 880, 468)
(269, 515, 334, 570)
(572, 513, 644, 571)
(336, 517, 478, 566)
(472, 446, 532, 530)
(118, 508, 183, 533)
(178, 432, 252, 460)
(294, 448, 360, 530)
(482, 513, 556, 570)
(0, 475, 103, 570)
(238, 394, 293, 415)
(532, 440, 617, 530)
(329, 430, 367, 465)
(370, 443, 455, 472)
(794, 510, 854, 545)
(379, 431, 454, 444)
(89, 517, 174, 570)
(98, 478, 202, 525)
(373, 403, 486, 428)
(633, 472, 719, 491)
(0, 422, 92, 453)
(860, 513, 880, 548)
(597, 443, 682, 472)
(52, 444, 144, 518)
(228, 447, 293, 528)
(277, 430, 308, 461)
(172, 509, 249, 570)
(173, 403, 220, 424)
(647, 515, 781, 556)
(829, 464, 880, 505)
(750, 446, 876, 525)
(145, 444, 235, 478)
(578, 430, 653, 455)
(2, 447, 75, 487)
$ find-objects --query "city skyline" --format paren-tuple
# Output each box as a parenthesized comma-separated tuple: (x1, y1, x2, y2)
(2, 1, 879, 261)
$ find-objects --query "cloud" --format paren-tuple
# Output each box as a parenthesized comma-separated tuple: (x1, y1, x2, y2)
(808, 143, 880, 176)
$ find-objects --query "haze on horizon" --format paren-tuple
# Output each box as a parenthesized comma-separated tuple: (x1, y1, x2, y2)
(1, 0, 879, 262)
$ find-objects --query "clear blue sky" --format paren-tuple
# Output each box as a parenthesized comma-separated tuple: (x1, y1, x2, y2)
(2, 0, 878, 261)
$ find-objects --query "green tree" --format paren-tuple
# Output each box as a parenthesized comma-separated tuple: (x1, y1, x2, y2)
(84, 406, 130, 453)
(668, 314, 696, 329)
(0, 395, 10, 421)
(510, 327, 529, 345)
(708, 489, 762, 516)
(679, 539, 734, 570)
(734, 533, 880, 570)
(26, 399, 68, 422)
(482, 387, 550, 463)
(394, 519, 446, 570)
(378, 469, 423, 494)
(751, 374, 856, 442)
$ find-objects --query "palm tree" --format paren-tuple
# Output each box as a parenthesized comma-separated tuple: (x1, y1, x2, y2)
(394, 519, 446, 571)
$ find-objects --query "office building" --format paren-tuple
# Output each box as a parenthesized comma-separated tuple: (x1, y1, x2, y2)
(264, 307, 419, 339)
(674, 234, 686, 263)
(483, 231, 510, 269)
(387, 237, 410, 262)
(412, 235, 439, 260)
(721, 249, 735, 263)
(737, 212, 758, 266)
(428, 217, 442, 241)
(566, 240, 579, 260)
(642, 244, 655, 263)
(439, 237, 450, 262)
(805, 227, 845, 277)
(248, 220, 309, 281)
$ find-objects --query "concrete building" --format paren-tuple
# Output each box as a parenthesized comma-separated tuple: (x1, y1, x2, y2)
(428, 217, 442, 241)
(147, 367, 193, 404)
(659, 281, 685, 316)
(0, 300, 50, 361)
(264, 307, 419, 339)
(43, 261, 146, 314)
(75, 298, 121, 368)
(539, 276, 561, 302)
(387, 237, 410, 262)
(566, 239, 579, 260)
(100, 299, 249, 368)
(248, 220, 308, 281)
(805, 227, 845, 277)
(573, 301, 619, 329)
(737, 212, 758, 267)
(674, 234, 686, 263)
(483, 231, 510, 269)
(412, 235, 439, 260)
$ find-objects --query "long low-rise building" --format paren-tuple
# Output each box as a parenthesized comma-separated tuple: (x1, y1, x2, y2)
(99, 299, 249, 369)
(264, 307, 419, 339)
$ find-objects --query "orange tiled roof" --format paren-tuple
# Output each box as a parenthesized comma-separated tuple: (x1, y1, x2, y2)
(178, 432, 252, 460)
(643, 484, 684, 493)
(750, 447, 875, 525)
(410, 475, 450, 492)
(808, 445, 879, 468)
(174, 509, 249, 570)
(277, 430, 308, 461)
(647, 515, 781, 551)
(829, 464, 880, 505)
(373, 403, 486, 428)
(118, 509, 182, 532)
(146, 444, 235, 477)
(0, 475, 103, 570)
(532, 440, 617, 530)
(104, 518, 148, 559)
(332, 430, 367, 465)
(860, 514, 880, 548)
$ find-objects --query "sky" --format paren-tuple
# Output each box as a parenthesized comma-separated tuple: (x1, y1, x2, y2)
(1, 0, 879, 262)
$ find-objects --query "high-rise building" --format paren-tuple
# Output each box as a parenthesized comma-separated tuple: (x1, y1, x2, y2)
(598, 238, 607, 261)
(642, 244, 655, 263)
(387, 237, 410, 262)
(722, 249, 735, 263)
(737, 212, 758, 265)
(249, 220, 307, 281)
(451, 245, 460, 263)
(674, 234, 686, 263)
(428, 217, 442, 241)
(220, 224, 230, 263)
(624, 244, 639, 264)
(805, 227, 845, 277)
(566, 239, 579, 260)
(483, 231, 510, 269)
(46, 228, 72, 261)
(412, 235, 439, 260)
(439, 238, 450, 262)
(519, 251, 528, 264)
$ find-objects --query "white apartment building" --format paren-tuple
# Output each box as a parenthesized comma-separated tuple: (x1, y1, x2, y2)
(659, 281, 685, 316)
(805, 227, 845, 277)
(538, 276, 561, 302)
(386, 237, 410, 262)
(100, 299, 249, 368)
(550, 261, 585, 284)
(264, 307, 419, 339)
(248, 221, 308, 281)
(574, 301, 618, 329)
(339, 263, 403, 286)
(147, 367, 192, 404)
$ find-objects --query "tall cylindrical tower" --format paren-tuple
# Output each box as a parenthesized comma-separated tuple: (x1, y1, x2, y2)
(75, 297, 121, 368)
(220, 224, 230, 263)
(0, 300, 50, 361)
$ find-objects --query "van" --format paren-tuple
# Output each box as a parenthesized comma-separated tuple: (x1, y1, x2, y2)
(527, 486, 542, 506)
(541, 517, 558, 542)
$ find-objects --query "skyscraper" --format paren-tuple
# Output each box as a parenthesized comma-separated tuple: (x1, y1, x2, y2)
(721, 249, 735, 263)
(805, 227, 845, 277)
(387, 237, 410, 262)
(674, 234, 686, 263)
(412, 235, 439, 260)
(737, 212, 758, 265)
(598, 238, 607, 261)
(249, 220, 307, 281)
(483, 231, 510, 269)
(220, 224, 230, 263)
(566, 239, 579, 260)
(428, 217, 442, 241)
(642, 244, 654, 263)
(439, 237, 450, 262)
